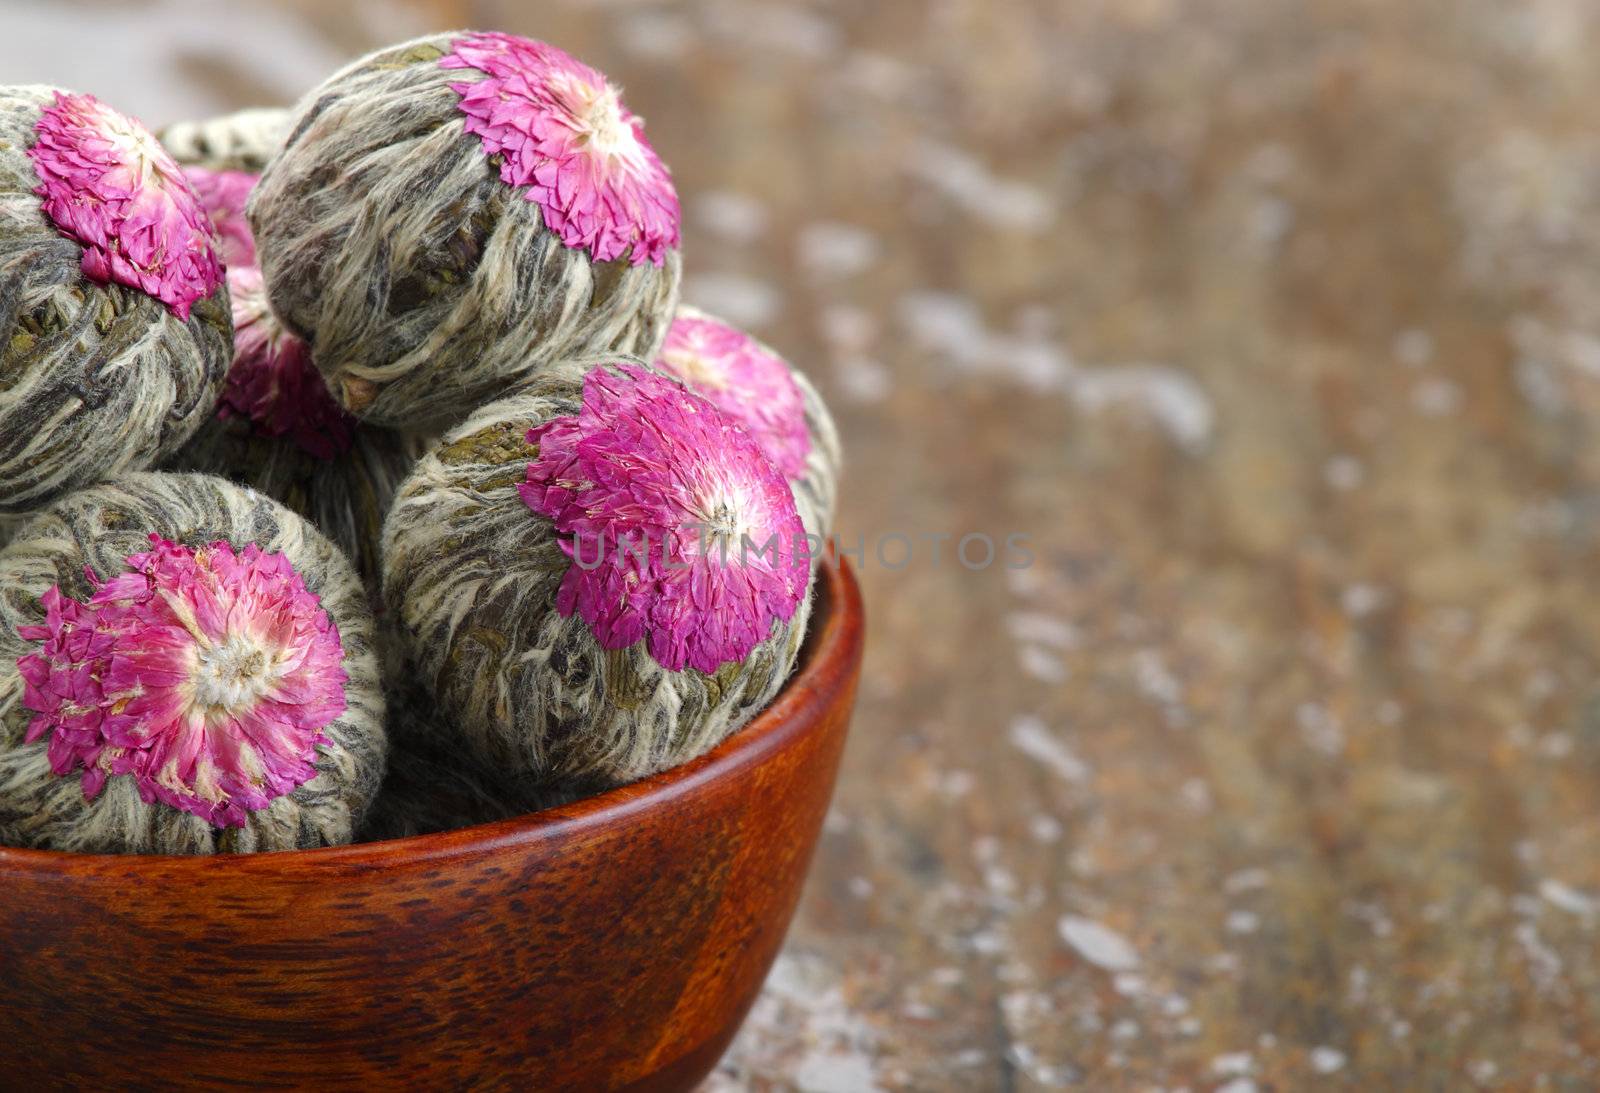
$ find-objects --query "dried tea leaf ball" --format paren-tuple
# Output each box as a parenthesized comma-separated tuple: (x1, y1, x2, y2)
(0, 86, 230, 525)
(363, 626, 603, 839)
(167, 171, 421, 590)
(249, 31, 682, 430)
(656, 306, 842, 545)
(0, 472, 387, 853)
(159, 106, 289, 173)
(383, 359, 813, 787)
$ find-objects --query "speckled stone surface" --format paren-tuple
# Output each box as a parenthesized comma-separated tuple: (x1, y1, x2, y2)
(17, 0, 1600, 1088)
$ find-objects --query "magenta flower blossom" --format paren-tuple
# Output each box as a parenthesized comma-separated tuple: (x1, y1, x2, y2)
(441, 31, 680, 267)
(220, 265, 356, 459)
(15, 536, 348, 827)
(657, 312, 812, 479)
(519, 364, 806, 674)
(182, 165, 258, 267)
(28, 91, 224, 320)
(165, 168, 355, 458)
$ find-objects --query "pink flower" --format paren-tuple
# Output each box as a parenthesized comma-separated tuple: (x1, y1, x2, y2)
(158, 166, 354, 458)
(441, 32, 680, 267)
(519, 364, 806, 674)
(219, 265, 356, 460)
(15, 536, 348, 827)
(656, 312, 811, 479)
(182, 165, 257, 267)
(28, 92, 224, 321)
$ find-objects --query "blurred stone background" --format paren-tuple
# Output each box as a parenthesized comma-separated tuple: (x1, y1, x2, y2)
(12, 0, 1600, 1088)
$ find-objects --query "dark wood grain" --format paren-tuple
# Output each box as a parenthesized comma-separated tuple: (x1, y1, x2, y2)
(0, 559, 863, 1092)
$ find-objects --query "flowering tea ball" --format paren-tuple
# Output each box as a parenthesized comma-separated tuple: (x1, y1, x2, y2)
(0, 472, 387, 853)
(250, 31, 682, 429)
(0, 86, 230, 523)
(159, 106, 289, 173)
(383, 359, 813, 786)
(364, 626, 603, 839)
(656, 306, 841, 544)
(167, 171, 421, 590)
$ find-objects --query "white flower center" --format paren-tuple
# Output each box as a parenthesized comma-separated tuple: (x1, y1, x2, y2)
(555, 75, 648, 176)
(93, 102, 176, 190)
(693, 484, 762, 560)
(190, 634, 276, 716)
(230, 271, 295, 349)
(663, 346, 728, 390)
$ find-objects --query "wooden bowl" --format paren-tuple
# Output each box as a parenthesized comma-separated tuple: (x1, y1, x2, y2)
(0, 558, 864, 1091)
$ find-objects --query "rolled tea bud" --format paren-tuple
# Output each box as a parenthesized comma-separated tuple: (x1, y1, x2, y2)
(168, 167, 422, 591)
(174, 261, 421, 589)
(159, 106, 290, 173)
(250, 31, 682, 430)
(384, 359, 813, 787)
(0, 472, 386, 853)
(656, 306, 841, 546)
(364, 619, 602, 838)
(0, 86, 230, 525)
(169, 110, 286, 265)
